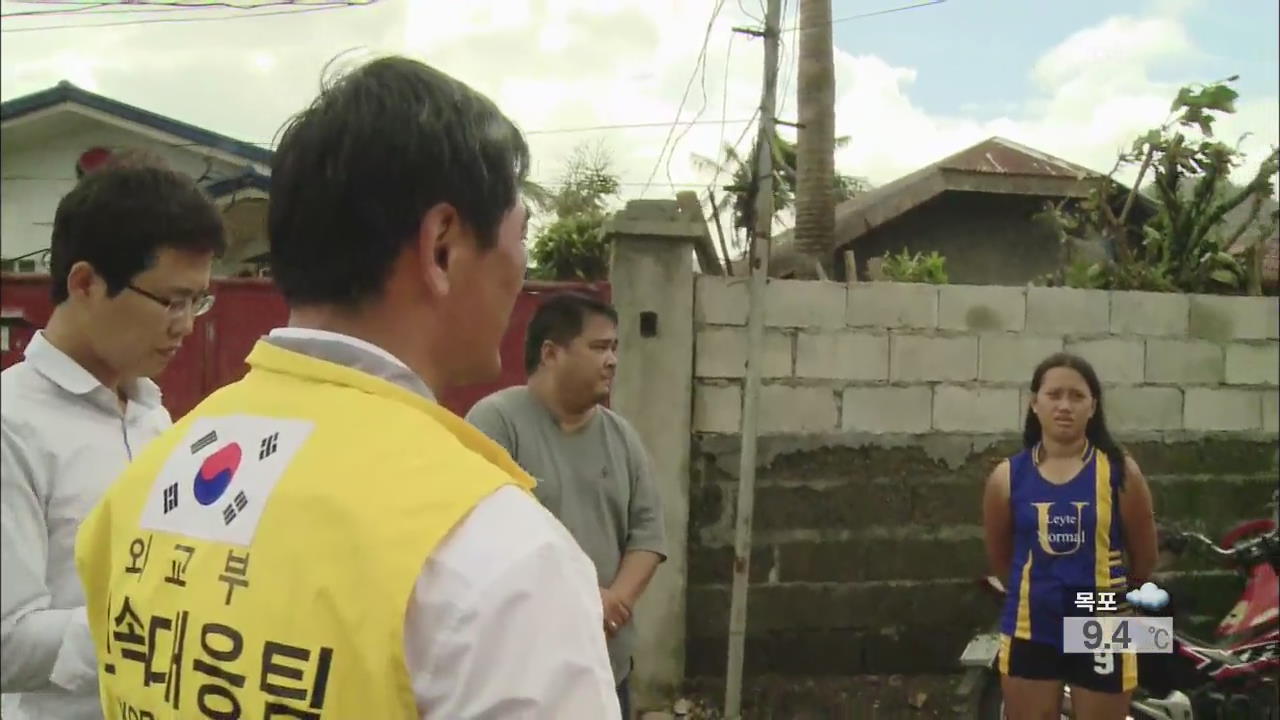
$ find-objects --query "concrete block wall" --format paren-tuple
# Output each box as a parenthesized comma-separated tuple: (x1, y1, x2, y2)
(693, 278, 1280, 436)
(687, 277, 1280, 679)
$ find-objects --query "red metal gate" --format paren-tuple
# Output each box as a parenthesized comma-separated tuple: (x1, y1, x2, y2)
(1, 273, 609, 419)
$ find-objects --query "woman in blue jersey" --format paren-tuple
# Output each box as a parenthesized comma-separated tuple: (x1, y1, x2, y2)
(983, 352, 1158, 719)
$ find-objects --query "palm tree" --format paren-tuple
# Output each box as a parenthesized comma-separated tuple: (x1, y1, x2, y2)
(692, 132, 862, 251)
(795, 0, 836, 274)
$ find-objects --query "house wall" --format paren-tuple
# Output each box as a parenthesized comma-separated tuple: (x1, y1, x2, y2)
(851, 191, 1069, 285)
(1, 124, 247, 264)
(688, 276, 1280, 677)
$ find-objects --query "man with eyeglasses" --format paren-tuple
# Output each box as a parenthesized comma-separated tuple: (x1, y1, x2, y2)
(0, 150, 225, 719)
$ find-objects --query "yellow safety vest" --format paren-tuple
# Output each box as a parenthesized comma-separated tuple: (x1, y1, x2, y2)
(75, 340, 534, 719)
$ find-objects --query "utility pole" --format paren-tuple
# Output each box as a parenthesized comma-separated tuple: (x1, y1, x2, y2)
(724, 0, 781, 715)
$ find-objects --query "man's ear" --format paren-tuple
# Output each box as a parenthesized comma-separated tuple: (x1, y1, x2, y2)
(416, 203, 458, 297)
(65, 261, 99, 301)
(540, 339, 559, 367)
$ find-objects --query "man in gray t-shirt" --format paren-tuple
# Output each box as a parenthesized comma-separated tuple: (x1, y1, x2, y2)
(466, 292, 666, 718)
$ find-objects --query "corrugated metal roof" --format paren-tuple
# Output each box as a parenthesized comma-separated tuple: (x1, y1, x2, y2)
(821, 136, 1110, 247)
(937, 137, 1096, 179)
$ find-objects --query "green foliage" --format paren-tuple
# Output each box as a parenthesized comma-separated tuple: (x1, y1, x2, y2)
(1045, 77, 1279, 295)
(879, 248, 948, 284)
(525, 142, 620, 280)
(692, 133, 869, 250)
(528, 212, 610, 281)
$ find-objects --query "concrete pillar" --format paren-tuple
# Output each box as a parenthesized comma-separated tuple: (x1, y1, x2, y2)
(603, 199, 697, 715)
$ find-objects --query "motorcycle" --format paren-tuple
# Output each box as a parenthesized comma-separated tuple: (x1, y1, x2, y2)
(957, 507, 1280, 719)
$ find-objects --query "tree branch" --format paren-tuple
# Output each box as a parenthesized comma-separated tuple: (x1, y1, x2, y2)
(1118, 145, 1155, 227)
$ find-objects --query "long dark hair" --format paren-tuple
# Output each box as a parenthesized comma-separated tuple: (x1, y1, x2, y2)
(1023, 352, 1127, 487)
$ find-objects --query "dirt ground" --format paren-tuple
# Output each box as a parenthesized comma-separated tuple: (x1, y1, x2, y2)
(678, 674, 974, 719)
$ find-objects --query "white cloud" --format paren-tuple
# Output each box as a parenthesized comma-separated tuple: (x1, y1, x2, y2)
(1, 0, 1274, 222)
(1032, 16, 1193, 92)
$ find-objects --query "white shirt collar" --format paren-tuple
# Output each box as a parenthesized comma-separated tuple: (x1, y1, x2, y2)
(23, 331, 164, 409)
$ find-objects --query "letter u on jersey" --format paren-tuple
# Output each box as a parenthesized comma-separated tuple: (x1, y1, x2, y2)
(1031, 501, 1089, 555)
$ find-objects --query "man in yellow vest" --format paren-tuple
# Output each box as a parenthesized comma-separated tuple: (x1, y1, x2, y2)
(74, 56, 621, 718)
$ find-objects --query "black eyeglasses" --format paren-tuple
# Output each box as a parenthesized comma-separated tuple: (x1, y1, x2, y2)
(126, 284, 215, 318)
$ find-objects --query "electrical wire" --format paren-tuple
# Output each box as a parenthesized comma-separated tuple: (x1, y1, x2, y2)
(0, 0, 349, 18)
(2, 174, 722, 188)
(1, 0, 369, 31)
(776, 0, 800, 119)
(638, 0, 729, 199)
(735, 0, 761, 24)
(0, 118, 760, 178)
(713, 32, 736, 179)
(663, 0, 726, 194)
(525, 117, 753, 136)
(1, 3, 109, 18)
(782, 0, 945, 33)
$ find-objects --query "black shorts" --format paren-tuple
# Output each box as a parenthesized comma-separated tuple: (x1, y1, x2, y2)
(998, 634, 1138, 693)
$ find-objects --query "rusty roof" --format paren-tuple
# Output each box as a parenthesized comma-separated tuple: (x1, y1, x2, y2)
(827, 136, 1105, 246)
(762, 136, 1131, 277)
(935, 137, 1099, 178)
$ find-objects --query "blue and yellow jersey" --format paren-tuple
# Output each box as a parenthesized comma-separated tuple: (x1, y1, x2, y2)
(998, 442, 1128, 647)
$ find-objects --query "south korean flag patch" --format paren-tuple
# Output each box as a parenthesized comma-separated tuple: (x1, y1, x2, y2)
(139, 415, 315, 547)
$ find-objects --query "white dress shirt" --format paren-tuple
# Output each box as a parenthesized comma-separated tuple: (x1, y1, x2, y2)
(270, 328, 623, 718)
(1, 331, 172, 720)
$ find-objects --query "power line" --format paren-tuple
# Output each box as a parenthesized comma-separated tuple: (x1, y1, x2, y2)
(781, 0, 945, 33)
(664, 0, 728, 194)
(1, 3, 108, 18)
(0, 0, 349, 18)
(776, 0, 799, 120)
(638, 0, 729, 199)
(713, 32, 736, 172)
(3, 173, 721, 189)
(1, 0, 368, 31)
(525, 118, 753, 136)
(0, 119, 761, 176)
(134, 118, 759, 152)
(735, 0, 762, 24)
(531, 179, 715, 189)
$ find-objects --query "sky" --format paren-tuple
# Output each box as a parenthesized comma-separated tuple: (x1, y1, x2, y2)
(2, 0, 1277, 233)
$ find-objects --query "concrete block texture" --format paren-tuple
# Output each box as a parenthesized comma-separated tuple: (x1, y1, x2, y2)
(841, 386, 932, 434)
(694, 274, 747, 325)
(760, 384, 839, 433)
(933, 385, 1021, 432)
(1225, 342, 1280, 386)
(1026, 286, 1110, 336)
(695, 326, 792, 379)
(795, 331, 889, 380)
(1265, 391, 1279, 433)
(1110, 291, 1189, 336)
(1184, 387, 1262, 432)
(1066, 337, 1145, 384)
(890, 334, 978, 382)
(1189, 294, 1280, 341)
(1145, 339, 1224, 384)
(693, 383, 741, 434)
(938, 285, 1026, 332)
(1105, 386, 1183, 431)
(847, 282, 937, 329)
(765, 279, 846, 328)
(979, 334, 1065, 382)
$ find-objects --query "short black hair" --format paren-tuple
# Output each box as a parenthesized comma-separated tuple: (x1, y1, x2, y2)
(268, 55, 531, 308)
(524, 292, 618, 375)
(49, 150, 226, 305)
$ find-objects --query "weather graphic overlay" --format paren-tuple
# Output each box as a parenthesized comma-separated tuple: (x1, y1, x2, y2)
(1062, 583, 1174, 654)
(193, 442, 243, 506)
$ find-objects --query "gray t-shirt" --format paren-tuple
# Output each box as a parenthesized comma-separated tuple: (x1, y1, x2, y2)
(465, 385, 666, 684)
